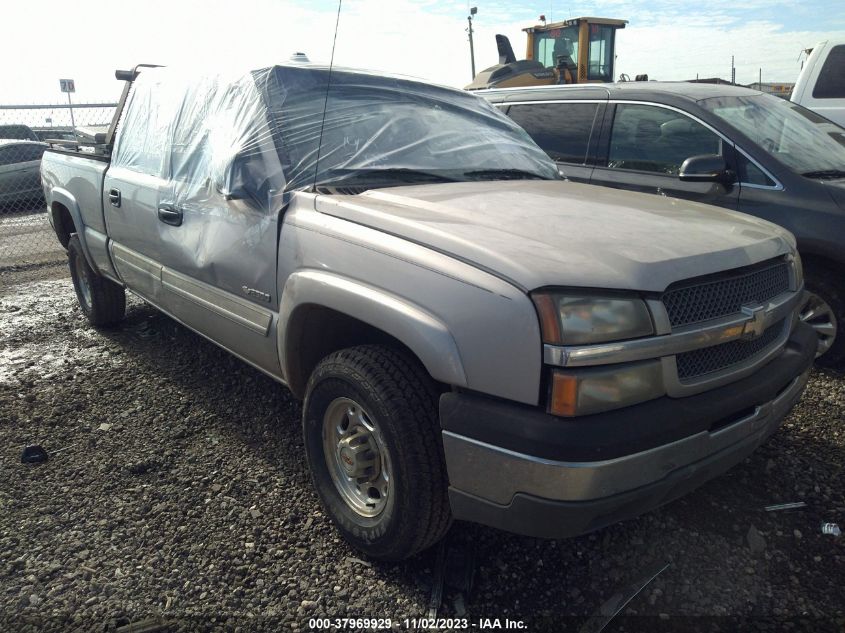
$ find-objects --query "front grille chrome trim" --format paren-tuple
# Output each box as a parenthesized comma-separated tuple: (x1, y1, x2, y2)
(543, 288, 803, 368)
(661, 318, 793, 397)
(676, 318, 785, 381)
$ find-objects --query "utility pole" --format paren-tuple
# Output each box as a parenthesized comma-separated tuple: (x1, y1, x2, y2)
(67, 91, 76, 133)
(468, 7, 477, 80)
(59, 79, 77, 136)
(759, 67, 762, 88)
(731, 55, 735, 85)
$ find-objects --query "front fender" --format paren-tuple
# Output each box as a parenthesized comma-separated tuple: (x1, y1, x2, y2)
(279, 269, 467, 391)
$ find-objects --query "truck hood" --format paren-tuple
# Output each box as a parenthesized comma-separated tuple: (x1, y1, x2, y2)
(314, 180, 794, 293)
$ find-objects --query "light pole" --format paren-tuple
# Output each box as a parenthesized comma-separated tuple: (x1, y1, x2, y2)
(468, 7, 478, 80)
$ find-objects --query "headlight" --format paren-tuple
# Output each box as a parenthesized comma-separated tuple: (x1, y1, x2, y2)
(533, 292, 654, 345)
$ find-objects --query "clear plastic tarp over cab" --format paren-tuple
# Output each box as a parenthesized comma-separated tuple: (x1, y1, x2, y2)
(111, 64, 559, 214)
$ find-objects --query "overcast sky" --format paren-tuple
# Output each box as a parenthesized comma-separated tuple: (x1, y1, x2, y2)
(2, 0, 844, 104)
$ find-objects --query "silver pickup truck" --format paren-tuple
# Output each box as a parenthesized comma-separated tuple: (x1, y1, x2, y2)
(41, 64, 816, 561)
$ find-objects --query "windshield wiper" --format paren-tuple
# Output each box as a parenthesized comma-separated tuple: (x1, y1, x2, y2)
(320, 168, 458, 186)
(802, 169, 845, 180)
(461, 168, 553, 181)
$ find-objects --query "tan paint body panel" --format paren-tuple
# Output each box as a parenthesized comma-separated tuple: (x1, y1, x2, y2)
(318, 180, 795, 293)
(110, 241, 279, 376)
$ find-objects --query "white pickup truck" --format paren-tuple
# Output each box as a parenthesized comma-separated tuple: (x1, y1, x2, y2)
(792, 40, 845, 127)
(41, 64, 816, 560)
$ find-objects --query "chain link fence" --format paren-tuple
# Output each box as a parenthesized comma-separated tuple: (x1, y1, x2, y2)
(0, 103, 115, 270)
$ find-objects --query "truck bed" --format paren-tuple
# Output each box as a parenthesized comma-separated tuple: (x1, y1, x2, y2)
(41, 148, 115, 277)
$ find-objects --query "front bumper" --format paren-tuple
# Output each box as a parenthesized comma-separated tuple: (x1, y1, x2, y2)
(441, 322, 816, 539)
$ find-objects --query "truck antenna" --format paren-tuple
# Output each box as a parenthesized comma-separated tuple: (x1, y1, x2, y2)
(313, 0, 343, 191)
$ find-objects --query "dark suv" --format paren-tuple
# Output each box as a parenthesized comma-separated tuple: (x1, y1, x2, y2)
(482, 82, 845, 366)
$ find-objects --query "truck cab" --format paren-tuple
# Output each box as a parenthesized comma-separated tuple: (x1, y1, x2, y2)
(792, 40, 845, 128)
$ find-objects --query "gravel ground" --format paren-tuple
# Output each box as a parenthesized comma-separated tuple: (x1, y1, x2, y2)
(1, 272, 843, 633)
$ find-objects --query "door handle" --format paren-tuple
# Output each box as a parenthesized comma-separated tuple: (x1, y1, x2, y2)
(157, 205, 183, 226)
(108, 188, 121, 207)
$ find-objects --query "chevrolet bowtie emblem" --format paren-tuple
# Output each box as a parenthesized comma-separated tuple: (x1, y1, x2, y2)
(740, 305, 767, 340)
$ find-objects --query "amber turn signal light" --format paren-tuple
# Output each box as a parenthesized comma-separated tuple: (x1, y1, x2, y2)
(532, 293, 562, 344)
(549, 371, 578, 417)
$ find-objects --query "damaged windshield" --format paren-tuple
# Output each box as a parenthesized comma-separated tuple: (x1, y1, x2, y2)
(260, 66, 561, 191)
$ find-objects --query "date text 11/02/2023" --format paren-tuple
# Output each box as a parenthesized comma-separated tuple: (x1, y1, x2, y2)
(307, 618, 528, 629)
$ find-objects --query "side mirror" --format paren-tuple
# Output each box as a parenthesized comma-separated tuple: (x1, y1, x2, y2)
(215, 152, 260, 202)
(679, 154, 735, 184)
(219, 181, 250, 202)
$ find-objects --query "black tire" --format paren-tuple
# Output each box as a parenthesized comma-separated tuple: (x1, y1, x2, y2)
(803, 265, 845, 368)
(67, 234, 126, 327)
(303, 345, 452, 561)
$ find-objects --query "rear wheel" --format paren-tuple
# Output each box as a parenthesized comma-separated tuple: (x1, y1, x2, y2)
(802, 267, 844, 367)
(68, 234, 126, 327)
(303, 345, 451, 561)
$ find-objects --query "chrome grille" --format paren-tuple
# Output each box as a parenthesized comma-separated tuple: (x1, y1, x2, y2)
(663, 259, 790, 328)
(676, 320, 784, 382)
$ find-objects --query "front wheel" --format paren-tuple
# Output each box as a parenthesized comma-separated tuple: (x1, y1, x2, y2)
(802, 267, 843, 367)
(302, 345, 452, 561)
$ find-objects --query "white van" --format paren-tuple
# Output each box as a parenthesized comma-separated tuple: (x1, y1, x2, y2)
(792, 40, 845, 127)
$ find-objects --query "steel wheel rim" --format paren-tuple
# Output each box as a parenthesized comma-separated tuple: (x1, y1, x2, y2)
(74, 253, 92, 311)
(321, 397, 392, 518)
(800, 291, 837, 357)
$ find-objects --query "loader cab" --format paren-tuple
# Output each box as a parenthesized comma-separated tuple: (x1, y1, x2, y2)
(466, 16, 627, 90)
(526, 17, 625, 83)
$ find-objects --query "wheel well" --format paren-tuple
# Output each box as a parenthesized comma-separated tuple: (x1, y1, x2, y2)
(285, 304, 440, 400)
(800, 252, 845, 281)
(51, 202, 75, 249)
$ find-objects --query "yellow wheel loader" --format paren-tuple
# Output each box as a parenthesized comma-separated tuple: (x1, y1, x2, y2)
(466, 16, 641, 90)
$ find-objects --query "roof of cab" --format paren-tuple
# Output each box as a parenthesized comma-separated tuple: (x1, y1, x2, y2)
(479, 81, 764, 103)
